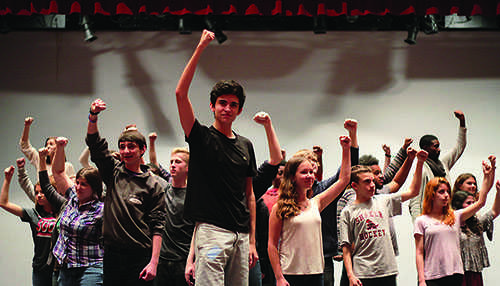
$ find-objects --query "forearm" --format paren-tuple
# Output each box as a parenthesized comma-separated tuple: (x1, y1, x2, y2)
(268, 244, 284, 281)
(17, 167, 36, 203)
(149, 235, 162, 266)
(342, 245, 355, 278)
(338, 146, 351, 185)
(264, 123, 282, 165)
(53, 144, 66, 175)
(87, 113, 99, 135)
(384, 147, 407, 183)
(393, 156, 415, 187)
(247, 191, 257, 247)
(0, 179, 11, 206)
(402, 160, 424, 202)
(79, 148, 91, 168)
(149, 141, 158, 167)
(416, 252, 426, 284)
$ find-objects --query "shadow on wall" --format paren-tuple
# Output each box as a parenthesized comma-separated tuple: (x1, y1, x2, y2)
(405, 32, 500, 79)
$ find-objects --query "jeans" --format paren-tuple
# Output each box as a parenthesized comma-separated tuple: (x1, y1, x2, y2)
(249, 260, 262, 286)
(323, 257, 334, 286)
(58, 262, 103, 286)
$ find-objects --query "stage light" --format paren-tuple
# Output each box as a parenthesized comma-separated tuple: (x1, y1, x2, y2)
(81, 15, 97, 42)
(204, 16, 227, 44)
(178, 15, 191, 35)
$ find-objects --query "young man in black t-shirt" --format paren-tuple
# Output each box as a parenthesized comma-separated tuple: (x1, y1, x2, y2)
(176, 30, 258, 286)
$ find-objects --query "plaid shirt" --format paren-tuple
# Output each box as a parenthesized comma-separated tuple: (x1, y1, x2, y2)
(53, 187, 104, 268)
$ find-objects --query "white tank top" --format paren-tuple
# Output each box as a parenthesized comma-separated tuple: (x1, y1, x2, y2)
(280, 199, 324, 274)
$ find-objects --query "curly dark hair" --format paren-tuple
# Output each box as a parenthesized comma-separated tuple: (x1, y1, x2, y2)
(210, 80, 245, 111)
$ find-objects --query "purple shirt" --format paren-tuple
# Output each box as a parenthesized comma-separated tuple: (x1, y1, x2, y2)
(53, 187, 104, 268)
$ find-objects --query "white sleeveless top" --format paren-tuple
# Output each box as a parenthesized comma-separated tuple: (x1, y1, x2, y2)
(280, 199, 324, 274)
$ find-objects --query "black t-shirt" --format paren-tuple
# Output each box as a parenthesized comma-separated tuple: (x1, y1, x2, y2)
(21, 208, 56, 271)
(159, 184, 194, 261)
(185, 120, 257, 233)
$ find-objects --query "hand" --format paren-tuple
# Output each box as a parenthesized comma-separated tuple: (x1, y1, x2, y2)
(403, 138, 413, 150)
(276, 277, 290, 286)
(90, 98, 107, 114)
(454, 110, 465, 121)
(339, 136, 351, 148)
(124, 124, 137, 131)
(139, 262, 157, 281)
(16, 158, 25, 168)
(482, 160, 493, 177)
(253, 111, 271, 126)
(407, 147, 417, 159)
(149, 132, 157, 142)
(488, 155, 496, 170)
(55, 137, 68, 147)
(333, 254, 343, 262)
(249, 243, 259, 269)
(4, 166, 14, 181)
(382, 144, 391, 155)
(344, 119, 358, 133)
(198, 29, 215, 49)
(38, 147, 49, 158)
(24, 117, 34, 126)
(416, 150, 428, 161)
(312, 145, 323, 159)
(348, 274, 362, 286)
(185, 261, 195, 286)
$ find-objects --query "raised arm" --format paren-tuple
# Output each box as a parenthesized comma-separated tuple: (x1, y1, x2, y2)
(400, 150, 428, 202)
(382, 144, 391, 175)
(441, 110, 467, 169)
(0, 166, 23, 217)
(254, 112, 282, 165)
(79, 147, 92, 168)
(16, 158, 36, 203)
(148, 132, 159, 167)
(88, 98, 107, 135)
(52, 137, 74, 194)
(383, 138, 412, 183)
(313, 145, 323, 182)
(19, 117, 40, 169)
(461, 156, 495, 222)
(492, 180, 500, 219)
(175, 30, 215, 137)
(316, 136, 351, 212)
(37, 150, 67, 213)
(385, 147, 417, 194)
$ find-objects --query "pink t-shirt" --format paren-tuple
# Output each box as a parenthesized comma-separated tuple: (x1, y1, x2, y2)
(413, 210, 464, 280)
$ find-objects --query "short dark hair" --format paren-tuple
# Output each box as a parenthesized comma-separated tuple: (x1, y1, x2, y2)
(118, 130, 147, 150)
(419, 134, 438, 150)
(210, 80, 246, 111)
(359, 155, 379, 167)
(351, 165, 373, 184)
(76, 167, 103, 201)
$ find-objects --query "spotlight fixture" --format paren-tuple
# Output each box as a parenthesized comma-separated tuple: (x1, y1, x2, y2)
(204, 16, 227, 44)
(422, 14, 439, 35)
(404, 15, 419, 45)
(0, 16, 9, 34)
(81, 15, 97, 42)
(178, 15, 191, 35)
(313, 15, 327, 34)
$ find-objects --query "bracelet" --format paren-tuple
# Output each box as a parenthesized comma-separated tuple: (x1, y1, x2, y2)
(89, 108, 100, 115)
(88, 114, 97, 123)
(385, 154, 391, 158)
